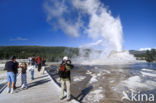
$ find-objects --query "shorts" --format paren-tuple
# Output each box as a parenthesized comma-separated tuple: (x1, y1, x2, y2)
(7, 72, 15, 82)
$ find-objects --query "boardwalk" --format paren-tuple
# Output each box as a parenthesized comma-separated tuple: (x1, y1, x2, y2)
(0, 68, 78, 103)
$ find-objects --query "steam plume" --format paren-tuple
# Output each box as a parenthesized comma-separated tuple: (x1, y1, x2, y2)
(44, 0, 136, 65)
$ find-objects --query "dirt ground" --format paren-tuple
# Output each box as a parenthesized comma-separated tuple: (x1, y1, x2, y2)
(46, 64, 132, 103)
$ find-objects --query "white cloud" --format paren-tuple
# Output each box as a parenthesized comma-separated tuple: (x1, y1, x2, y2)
(139, 48, 152, 51)
(10, 37, 28, 41)
(43, 0, 82, 37)
(44, 0, 123, 52)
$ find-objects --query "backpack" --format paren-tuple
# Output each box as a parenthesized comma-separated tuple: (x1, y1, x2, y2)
(58, 64, 70, 78)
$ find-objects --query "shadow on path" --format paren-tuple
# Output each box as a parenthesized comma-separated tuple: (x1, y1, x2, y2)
(34, 75, 48, 80)
(47, 68, 93, 103)
(28, 79, 51, 88)
(75, 86, 93, 103)
(14, 79, 51, 93)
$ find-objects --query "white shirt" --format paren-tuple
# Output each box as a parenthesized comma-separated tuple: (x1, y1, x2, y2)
(28, 65, 34, 71)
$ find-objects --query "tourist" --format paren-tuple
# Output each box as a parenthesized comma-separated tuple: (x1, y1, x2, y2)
(20, 62, 28, 89)
(31, 57, 35, 66)
(27, 57, 31, 65)
(58, 56, 73, 101)
(41, 57, 46, 74)
(5, 56, 16, 93)
(28, 62, 35, 80)
(36, 56, 41, 72)
(35, 57, 38, 68)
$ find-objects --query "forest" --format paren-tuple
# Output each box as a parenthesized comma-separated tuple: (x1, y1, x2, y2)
(0, 46, 79, 62)
(129, 49, 156, 62)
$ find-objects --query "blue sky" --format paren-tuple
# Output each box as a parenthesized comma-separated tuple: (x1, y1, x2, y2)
(0, 0, 156, 50)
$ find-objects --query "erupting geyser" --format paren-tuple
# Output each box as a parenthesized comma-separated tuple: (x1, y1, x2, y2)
(44, 0, 136, 65)
(74, 49, 136, 65)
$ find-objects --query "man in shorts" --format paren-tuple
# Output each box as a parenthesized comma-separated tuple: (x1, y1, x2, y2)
(5, 56, 16, 93)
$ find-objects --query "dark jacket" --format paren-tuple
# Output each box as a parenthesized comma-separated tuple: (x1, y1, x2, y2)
(41, 60, 46, 66)
(58, 60, 73, 80)
(5, 61, 15, 72)
(21, 66, 27, 74)
(32, 58, 35, 65)
(14, 61, 19, 74)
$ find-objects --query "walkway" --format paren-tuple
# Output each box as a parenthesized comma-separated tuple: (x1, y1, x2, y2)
(0, 67, 78, 103)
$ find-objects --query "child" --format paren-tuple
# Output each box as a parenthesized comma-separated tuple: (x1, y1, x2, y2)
(20, 62, 28, 89)
(28, 62, 34, 80)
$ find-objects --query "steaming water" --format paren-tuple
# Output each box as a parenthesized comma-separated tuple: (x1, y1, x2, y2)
(47, 62, 156, 102)
(44, 0, 136, 65)
(79, 63, 156, 102)
(73, 50, 137, 65)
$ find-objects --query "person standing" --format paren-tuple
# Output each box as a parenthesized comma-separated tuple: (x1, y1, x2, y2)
(27, 57, 30, 65)
(20, 62, 28, 89)
(31, 57, 35, 66)
(36, 56, 41, 72)
(28, 62, 35, 80)
(35, 57, 38, 68)
(58, 56, 73, 101)
(41, 57, 46, 74)
(5, 56, 16, 93)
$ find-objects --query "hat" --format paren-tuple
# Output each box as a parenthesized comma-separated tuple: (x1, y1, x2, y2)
(63, 56, 68, 61)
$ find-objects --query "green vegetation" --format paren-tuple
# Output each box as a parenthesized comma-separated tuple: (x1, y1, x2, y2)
(130, 49, 156, 62)
(0, 46, 79, 62)
(145, 49, 156, 62)
(0, 46, 156, 62)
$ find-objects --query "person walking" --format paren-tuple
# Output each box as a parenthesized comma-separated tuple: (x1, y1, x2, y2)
(4, 56, 16, 93)
(20, 62, 28, 89)
(28, 62, 35, 80)
(58, 56, 73, 101)
(41, 57, 46, 74)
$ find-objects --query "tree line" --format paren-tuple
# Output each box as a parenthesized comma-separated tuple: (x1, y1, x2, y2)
(0, 46, 79, 62)
(0, 46, 156, 62)
(131, 49, 156, 62)
(145, 49, 156, 62)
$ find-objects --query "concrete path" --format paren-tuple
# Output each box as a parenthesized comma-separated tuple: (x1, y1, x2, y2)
(0, 67, 78, 103)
